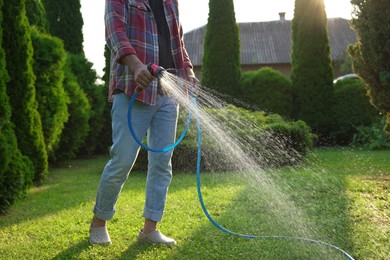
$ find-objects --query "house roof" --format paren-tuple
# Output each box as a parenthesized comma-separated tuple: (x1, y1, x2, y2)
(184, 18, 357, 66)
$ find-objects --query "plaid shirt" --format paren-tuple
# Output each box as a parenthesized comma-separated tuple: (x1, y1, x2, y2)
(105, 0, 193, 105)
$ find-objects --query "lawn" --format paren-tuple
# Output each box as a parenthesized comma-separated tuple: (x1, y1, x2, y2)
(0, 148, 389, 259)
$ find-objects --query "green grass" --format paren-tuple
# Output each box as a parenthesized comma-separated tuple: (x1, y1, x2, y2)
(0, 148, 389, 259)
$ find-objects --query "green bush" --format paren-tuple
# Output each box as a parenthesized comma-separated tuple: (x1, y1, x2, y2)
(201, 105, 314, 171)
(0, 142, 34, 213)
(135, 105, 314, 172)
(52, 56, 91, 162)
(351, 116, 390, 150)
(68, 54, 106, 157)
(31, 27, 70, 158)
(240, 67, 293, 118)
(330, 78, 379, 145)
(291, 0, 334, 141)
(3, 0, 48, 184)
(0, 0, 34, 212)
(201, 0, 241, 97)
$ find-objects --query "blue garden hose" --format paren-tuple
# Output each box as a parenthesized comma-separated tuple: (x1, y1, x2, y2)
(127, 90, 192, 153)
(127, 81, 354, 260)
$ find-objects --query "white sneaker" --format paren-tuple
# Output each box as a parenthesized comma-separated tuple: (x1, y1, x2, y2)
(137, 229, 176, 247)
(89, 225, 112, 245)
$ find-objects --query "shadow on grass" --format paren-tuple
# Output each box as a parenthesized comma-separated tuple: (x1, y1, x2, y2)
(52, 241, 91, 259)
(0, 156, 109, 228)
(168, 169, 355, 259)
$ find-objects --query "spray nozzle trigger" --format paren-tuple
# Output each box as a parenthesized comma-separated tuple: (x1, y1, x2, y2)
(147, 63, 165, 78)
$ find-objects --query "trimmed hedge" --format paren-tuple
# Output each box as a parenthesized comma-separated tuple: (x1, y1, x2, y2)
(134, 105, 314, 172)
(330, 78, 380, 145)
(240, 67, 293, 118)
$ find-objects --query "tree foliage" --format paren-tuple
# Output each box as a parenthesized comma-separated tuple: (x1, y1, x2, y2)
(53, 56, 91, 162)
(42, 0, 83, 54)
(2, 0, 48, 184)
(94, 45, 112, 154)
(240, 67, 293, 118)
(330, 78, 380, 145)
(202, 0, 241, 97)
(25, 0, 48, 31)
(0, 0, 34, 213)
(290, 0, 334, 141)
(43, 0, 106, 157)
(69, 54, 106, 157)
(349, 0, 390, 135)
(30, 27, 70, 159)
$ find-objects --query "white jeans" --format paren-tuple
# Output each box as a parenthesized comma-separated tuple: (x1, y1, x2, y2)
(93, 92, 178, 222)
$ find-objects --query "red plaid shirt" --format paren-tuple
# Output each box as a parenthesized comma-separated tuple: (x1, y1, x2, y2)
(105, 0, 193, 105)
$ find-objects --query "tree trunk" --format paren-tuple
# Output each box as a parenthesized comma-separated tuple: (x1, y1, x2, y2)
(386, 112, 390, 136)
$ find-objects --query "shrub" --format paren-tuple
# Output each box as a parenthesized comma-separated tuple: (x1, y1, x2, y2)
(330, 78, 379, 145)
(0, 142, 34, 213)
(31, 27, 70, 158)
(201, 105, 314, 171)
(351, 116, 390, 150)
(201, 0, 241, 97)
(291, 0, 334, 140)
(240, 67, 293, 118)
(3, 0, 48, 183)
(68, 54, 106, 157)
(134, 105, 314, 172)
(0, 0, 34, 212)
(52, 56, 91, 162)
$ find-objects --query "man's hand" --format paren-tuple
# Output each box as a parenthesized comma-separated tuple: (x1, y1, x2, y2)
(185, 67, 199, 84)
(185, 67, 200, 95)
(121, 55, 154, 89)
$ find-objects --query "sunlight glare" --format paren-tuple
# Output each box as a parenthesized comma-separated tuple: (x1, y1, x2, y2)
(324, 0, 353, 18)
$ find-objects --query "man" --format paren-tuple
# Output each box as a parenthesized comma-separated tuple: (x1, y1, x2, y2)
(89, 0, 198, 246)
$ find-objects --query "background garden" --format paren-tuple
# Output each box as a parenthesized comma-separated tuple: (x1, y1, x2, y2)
(0, 0, 389, 259)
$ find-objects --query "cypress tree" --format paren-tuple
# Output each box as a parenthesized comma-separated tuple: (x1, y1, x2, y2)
(1, 0, 34, 213)
(349, 0, 390, 135)
(69, 54, 106, 157)
(43, 0, 106, 157)
(93, 45, 112, 154)
(25, 0, 48, 31)
(290, 0, 334, 141)
(30, 27, 70, 159)
(202, 0, 241, 98)
(42, 0, 83, 54)
(53, 55, 90, 161)
(3, 0, 48, 183)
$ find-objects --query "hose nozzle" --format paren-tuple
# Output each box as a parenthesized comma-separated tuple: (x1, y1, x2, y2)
(147, 63, 165, 78)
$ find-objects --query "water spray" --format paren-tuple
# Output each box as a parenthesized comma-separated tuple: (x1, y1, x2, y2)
(127, 64, 355, 260)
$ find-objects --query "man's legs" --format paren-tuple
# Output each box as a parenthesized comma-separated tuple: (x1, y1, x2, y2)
(138, 94, 178, 246)
(143, 94, 178, 224)
(90, 93, 152, 244)
(91, 93, 179, 246)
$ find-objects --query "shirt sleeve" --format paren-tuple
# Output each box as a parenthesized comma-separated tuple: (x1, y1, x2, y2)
(105, 0, 137, 62)
(179, 23, 193, 69)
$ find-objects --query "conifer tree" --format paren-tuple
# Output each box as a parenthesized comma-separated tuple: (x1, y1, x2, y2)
(349, 0, 390, 135)
(290, 0, 334, 141)
(202, 0, 241, 97)
(25, 0, 48, 31)
(42, 0, 83, 54)
(3, 0, 48, 183)
(43, 0, 106, 157)
(0, 0, 34, 213)
(30, 27, 70, 158)
(94, 45, 112, 154)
